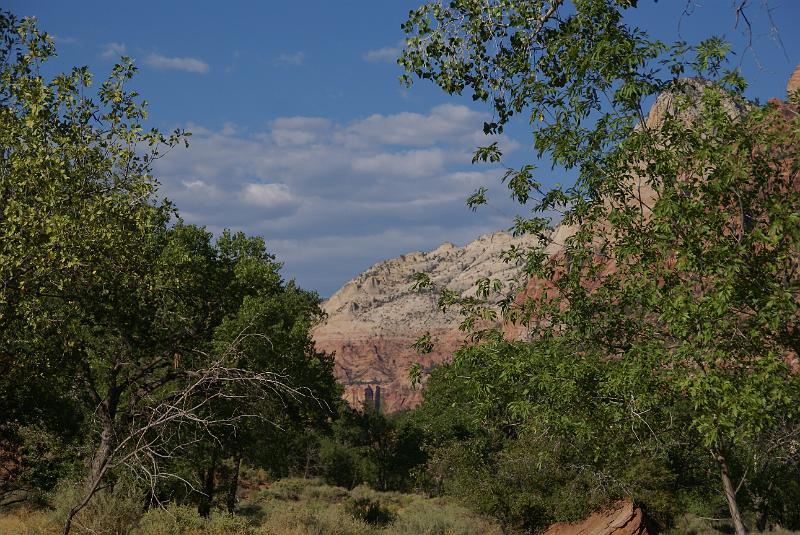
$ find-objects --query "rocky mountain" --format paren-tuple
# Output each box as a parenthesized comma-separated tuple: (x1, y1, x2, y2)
(314, 67, 800, 413)
(312, 231, 539, 412)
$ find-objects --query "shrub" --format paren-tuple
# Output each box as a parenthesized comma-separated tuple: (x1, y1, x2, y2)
(133, 504, 204, 535)
(0, 507, 58, 535)
(254, 500, 372, 535)
(49, 478, 144, 535)
(206, 511, 253, 535)
(134, 503, 254, 535)
(343, 497, 394, 527)
(385, 499, 503, 535)
(317, 439, 365, 490)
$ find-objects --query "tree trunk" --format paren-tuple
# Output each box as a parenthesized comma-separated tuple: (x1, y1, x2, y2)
(752, 480, 773, 532)
(89, 423, 114, 485)
(226, 455, 242, 513)
(755, 506, 768, 532)
(198, 450, 218, 517)
(718, 452, 747, 535)
(63, 420, 114, 535)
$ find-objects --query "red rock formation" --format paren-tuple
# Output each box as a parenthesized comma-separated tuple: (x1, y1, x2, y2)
(541, 501, 656, 535)
(320, 330, 465, 412)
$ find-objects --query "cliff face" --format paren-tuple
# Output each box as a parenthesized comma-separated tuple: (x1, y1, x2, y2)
(312, 231, 538, 412)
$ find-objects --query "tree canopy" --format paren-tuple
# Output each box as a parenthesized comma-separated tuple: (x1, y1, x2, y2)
(402, 1, 800, 532)
(0, 12, 340, 533)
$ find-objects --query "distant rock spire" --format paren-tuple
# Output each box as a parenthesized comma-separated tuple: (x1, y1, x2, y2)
(364, 385, 374, 410)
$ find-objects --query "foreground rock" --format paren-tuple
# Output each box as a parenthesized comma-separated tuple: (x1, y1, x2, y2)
(312, 231, 538, 411)
(541, 501, 656, 535)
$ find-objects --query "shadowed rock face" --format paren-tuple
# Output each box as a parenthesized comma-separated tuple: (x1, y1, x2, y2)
(312, 231, 539, 412)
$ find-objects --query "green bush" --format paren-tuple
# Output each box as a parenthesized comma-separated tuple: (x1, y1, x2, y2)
(343, 497, 395, 527)
(206, 511, 253, 535)
(317, 438, 366, 490)
(385, 499, 504, 535)
(134, 503, 254, 535)
(133, 504, 204, 535)
(254, 501, 372, 535)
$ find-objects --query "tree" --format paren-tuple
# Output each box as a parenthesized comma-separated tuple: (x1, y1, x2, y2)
(413, 339, 702, 531)
(402, 1, 800, 532)
(0, 14, 338, 534)
(1, 12, 182, 523)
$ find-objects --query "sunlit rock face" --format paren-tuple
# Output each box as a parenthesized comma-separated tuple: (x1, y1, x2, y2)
(540, 501, 656, 535)
(788, 64, 800, 95)
(312, 231, 538, 412)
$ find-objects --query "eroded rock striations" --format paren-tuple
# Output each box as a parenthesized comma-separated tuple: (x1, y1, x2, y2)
(312, 231, 538, 412)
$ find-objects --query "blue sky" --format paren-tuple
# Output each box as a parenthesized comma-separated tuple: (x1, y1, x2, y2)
(9, 1, 800, 296)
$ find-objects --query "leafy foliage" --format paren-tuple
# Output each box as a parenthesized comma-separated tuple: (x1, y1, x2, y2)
(402, 0, 800, 531)
(0, 12, 339, 530)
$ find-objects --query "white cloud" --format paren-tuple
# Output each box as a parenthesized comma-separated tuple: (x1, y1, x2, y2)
(155, 104, 525, 294)
(241, 183, 296, 207)
(145, 53, 209, 74)
(351, 149, 446, 178)
(270, 117, 331, 147)
(363, 46, 401, 63)
(275, 51, 305, 66)
(179, 180, 224, 201)
(336, 104, 489, 148)
(101, 42, 127, 59)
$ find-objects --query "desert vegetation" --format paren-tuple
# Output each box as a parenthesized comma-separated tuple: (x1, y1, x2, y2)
(3, 1, 800, 535)
(0, 478, 505, 535)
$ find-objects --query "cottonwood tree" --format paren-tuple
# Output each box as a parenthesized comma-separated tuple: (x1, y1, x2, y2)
(0, 14, 337, 534)
(402, 1, 800, 532)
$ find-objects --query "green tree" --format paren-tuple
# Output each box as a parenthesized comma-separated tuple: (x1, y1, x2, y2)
(413, 340, 704, 531)
(0, 14, 338, 533)
(402, 1, 800, 532)
(0, 13, 182, 526)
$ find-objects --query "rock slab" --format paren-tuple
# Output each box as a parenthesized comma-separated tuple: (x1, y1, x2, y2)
(541, 501, 655, 535)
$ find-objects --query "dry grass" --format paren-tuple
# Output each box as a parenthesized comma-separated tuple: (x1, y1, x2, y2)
(0, 507, 58, 535)
(0, 478, 503, 535)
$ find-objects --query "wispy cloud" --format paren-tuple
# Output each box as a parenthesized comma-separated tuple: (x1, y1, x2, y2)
(101, 42, 127, 59)
(53, 34, 78, 45)
(275, 51, 305, 66)
(145, 53, 209, 74)
(363, 46, 401, 63)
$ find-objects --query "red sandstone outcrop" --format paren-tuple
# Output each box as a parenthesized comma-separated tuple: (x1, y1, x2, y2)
(540, 501, 655, 535)
(312, 232, 538, 412)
